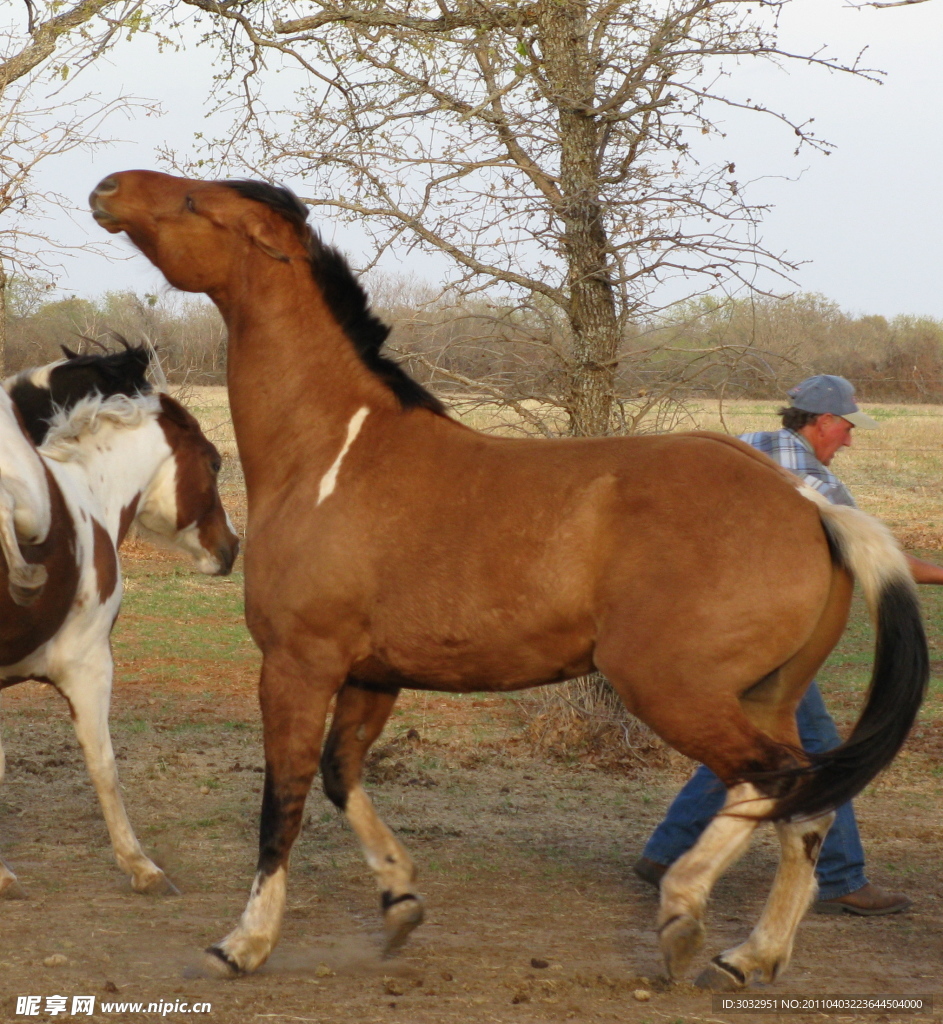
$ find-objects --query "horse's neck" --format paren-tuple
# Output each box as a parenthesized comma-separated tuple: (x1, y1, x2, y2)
(66, 421, 166, 541)
(220, 283, 395, 492)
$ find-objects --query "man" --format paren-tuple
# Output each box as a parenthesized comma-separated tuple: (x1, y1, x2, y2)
(635, 374, 943, 915)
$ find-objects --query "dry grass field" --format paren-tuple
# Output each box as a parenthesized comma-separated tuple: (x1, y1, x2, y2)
(0, 389, 941, 1023)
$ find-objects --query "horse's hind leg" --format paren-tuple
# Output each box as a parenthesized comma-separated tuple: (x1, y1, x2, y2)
(658, 782, 773, 979)
(208, 648, 345, 976)
(694, 812, 833, 991)
(0, 486, 46, 606)
(322, 680, 423, 951)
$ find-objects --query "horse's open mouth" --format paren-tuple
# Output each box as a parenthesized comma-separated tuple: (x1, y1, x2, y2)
(89, 202, 123, 231)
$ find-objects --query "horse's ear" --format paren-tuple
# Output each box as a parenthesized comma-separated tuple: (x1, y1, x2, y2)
(60, 345, 80, 360)
(250, 235, 291, 263)
(245, 216, 292, 264)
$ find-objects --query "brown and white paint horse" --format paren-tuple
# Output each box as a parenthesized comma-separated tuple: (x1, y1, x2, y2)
(0, 388, 238, 897)
(90, 171, 928, 991)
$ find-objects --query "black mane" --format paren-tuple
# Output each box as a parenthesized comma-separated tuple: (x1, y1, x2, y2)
(6, 342, 152, 445)
(222, 179, 446, 416)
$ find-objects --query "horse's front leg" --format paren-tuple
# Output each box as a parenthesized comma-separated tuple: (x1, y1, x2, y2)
(322, 679, 423, 951)
(207, 647, 345, 977)
(56, 648, 174, 895)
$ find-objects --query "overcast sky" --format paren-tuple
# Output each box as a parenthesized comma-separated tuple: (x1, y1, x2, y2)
(29, 0, 943, 319)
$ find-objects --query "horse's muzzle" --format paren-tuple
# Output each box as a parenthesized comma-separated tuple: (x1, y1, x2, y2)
(214, 537, 239, 576)
(89, 178, 122, 229)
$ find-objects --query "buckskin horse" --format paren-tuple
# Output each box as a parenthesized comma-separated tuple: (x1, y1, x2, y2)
(0, 374, 239, 898)
(90, 170, 928, 991)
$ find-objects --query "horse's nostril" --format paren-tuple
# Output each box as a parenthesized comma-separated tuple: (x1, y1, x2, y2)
(94, 176, 119, 196)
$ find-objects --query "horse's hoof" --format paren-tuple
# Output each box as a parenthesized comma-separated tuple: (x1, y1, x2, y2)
(135, 871, 180, 896)
(659, 914, 704, 979)
(8, 576, 46, 607)
(203, 946, 243, 979)
(383, 895, 424, 953)
(0, 877, 27, 899)
(694, 957, 747, 992)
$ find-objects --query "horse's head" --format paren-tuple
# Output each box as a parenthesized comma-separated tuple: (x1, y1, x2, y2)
(6, 341, 152, 445)
(90, 171, 310, 298)
(136, 394, 239, 576)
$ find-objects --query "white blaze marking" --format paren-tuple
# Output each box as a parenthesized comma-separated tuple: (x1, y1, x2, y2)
(317, 407, 369, 506)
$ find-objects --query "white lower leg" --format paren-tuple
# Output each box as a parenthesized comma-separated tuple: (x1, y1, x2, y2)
(658, 783, 773, 978)
(209, 866, 287, 975)
(346, 784, 423, 949)
(346, 785, 417, 895)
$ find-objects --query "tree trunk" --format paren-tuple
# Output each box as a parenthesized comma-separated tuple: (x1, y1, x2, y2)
(538, 0, 620, 438)
(0, 263, 7, 378)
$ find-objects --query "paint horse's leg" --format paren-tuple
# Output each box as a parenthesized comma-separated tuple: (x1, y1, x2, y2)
(657, 783, 774, 980)
(0, 484, 46, 606)
(208, 648, 344, 977)
(321, 680, 423, 951)
(55, 649, 174, 895)
(0, 727, 26, 898)
(694, 812, 834, 991)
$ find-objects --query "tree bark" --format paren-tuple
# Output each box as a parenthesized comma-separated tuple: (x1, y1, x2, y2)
(0, 263, 7, 377)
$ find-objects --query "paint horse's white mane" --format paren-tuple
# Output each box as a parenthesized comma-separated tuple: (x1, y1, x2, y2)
(40, 392, 162, 463)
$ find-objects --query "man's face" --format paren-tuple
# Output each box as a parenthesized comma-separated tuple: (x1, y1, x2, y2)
(802, 413, 854, 465)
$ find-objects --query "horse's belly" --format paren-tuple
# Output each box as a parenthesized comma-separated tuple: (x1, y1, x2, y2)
(356, 612, 596, 692)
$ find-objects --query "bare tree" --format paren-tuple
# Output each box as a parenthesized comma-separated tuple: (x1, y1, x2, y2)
(176, 0, 875, 437)
(0, 1, 154, 370)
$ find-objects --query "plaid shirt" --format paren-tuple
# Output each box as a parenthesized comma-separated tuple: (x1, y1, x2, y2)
(738, 429, 856, 508)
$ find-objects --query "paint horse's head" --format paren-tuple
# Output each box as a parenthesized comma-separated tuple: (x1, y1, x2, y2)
(5, 340, 153, 445)
(142, 394, 240, 576)
(42, 393, 239, 577)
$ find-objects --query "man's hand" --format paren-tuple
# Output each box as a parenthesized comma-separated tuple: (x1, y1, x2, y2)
(906, 553, 943, 585)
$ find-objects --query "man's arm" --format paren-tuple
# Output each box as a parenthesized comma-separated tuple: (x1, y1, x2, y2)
(906, 553, 943, 585)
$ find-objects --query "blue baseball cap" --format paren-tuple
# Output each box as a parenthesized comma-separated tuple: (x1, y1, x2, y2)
(787, 375, 879, 430)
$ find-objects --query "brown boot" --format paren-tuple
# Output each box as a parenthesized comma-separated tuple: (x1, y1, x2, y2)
(633, 856, 668, 889)
(813, 883, 912, 916)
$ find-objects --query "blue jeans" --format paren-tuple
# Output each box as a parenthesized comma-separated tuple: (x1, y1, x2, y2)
(642, 682, 867, 899)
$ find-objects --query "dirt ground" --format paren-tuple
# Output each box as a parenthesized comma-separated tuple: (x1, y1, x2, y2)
(1, 549, 942, 1024)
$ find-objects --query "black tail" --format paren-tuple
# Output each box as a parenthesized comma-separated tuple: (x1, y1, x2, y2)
(766, 578, 928, 821)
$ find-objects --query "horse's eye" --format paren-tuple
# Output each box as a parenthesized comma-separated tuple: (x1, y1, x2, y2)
(211, 456, 222, 475)
(186, 195, 196, 213)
